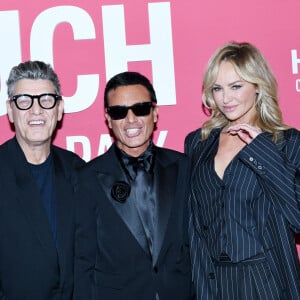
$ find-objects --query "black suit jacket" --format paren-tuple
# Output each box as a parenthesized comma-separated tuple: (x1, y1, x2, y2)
(0, 137, 85, 300)
(74, 143, 193, 300)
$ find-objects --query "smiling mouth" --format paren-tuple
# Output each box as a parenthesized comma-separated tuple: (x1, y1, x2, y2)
(125, 128, 142, 137)
(29, 120, 45, 125)
(223, 106, 237, 112)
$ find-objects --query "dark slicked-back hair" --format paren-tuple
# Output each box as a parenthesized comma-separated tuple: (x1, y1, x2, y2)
(104, 71, 157, 108)
(6, 60, 61, 97)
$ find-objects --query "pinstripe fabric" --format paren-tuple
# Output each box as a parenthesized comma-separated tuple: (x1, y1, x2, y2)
(185, 128, 300, 299)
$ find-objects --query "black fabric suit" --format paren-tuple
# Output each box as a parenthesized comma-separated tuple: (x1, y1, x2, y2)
(74, 143, 194, 300)
(0, 137, 85, 300)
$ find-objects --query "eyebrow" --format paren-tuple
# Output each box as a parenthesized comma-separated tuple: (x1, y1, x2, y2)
(213, 80, 244, 87)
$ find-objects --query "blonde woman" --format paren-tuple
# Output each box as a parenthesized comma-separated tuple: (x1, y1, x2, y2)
(185, 42, 300, 299)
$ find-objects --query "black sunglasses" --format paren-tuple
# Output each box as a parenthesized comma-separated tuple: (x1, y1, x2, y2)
(106, 101, 155, 120)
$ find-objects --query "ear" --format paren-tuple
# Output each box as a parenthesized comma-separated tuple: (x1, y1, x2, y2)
(6, 100, 14, 123)
(153, 106, 158, 123)
(105, 112, 112, 129)
(57, 98, 64, 121)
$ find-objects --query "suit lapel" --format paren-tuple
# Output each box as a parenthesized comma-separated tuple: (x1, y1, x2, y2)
(11, 139, 57, 260)
(95, 145, 151, 258)
(151, 149, 177, 266)
(53, 149, 74, 277)
(191, 129, 220, 179)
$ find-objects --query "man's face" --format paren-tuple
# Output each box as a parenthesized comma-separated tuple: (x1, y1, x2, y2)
(6, 79, 64, 149)
(105, 84, 158, 157)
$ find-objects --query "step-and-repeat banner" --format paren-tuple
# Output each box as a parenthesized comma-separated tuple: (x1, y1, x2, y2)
(1, 0, 300, 245)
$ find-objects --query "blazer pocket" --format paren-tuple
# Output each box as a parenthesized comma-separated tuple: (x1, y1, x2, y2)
(94, 271, 126, 290)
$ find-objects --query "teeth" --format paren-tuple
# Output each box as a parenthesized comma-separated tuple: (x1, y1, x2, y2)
(29, 120, 44, 125)
(126, 128, 139, 134)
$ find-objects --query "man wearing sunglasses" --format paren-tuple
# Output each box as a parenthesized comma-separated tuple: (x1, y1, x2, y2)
(0, 61, 85, 299)
(74, 71, 194, 299)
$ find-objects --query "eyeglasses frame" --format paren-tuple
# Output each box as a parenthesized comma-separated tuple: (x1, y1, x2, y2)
(10, 93, 62, 110)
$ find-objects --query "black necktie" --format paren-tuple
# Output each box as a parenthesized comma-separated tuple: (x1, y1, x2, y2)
(119, 146, 155, 255)
(133, 165, 154, 255)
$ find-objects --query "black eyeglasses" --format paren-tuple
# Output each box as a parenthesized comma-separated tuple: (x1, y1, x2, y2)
(106, 101, 155, 120)
(10, 93, 62, 110)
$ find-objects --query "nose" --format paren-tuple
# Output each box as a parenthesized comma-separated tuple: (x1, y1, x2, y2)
(125, 108, 137, 122)
(30, 98, 43, 114)
(222, 89, 232, 104)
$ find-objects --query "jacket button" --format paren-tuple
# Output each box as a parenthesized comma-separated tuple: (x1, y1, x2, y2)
(154, 266, 158, 273)
(208, 272, 215, 279)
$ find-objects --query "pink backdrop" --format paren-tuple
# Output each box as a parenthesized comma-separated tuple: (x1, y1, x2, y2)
(1, 0, 300, 249)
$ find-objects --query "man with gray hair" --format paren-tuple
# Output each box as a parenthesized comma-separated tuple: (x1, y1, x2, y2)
(0, 61, 84, 299)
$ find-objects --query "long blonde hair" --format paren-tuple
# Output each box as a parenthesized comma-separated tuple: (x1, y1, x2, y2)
(201, 41, 289, 141)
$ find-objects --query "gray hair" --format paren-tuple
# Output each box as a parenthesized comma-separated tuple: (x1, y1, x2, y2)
(6, 60, 61, 97)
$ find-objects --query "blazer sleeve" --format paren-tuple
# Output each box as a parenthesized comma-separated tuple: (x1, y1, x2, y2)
(238, 129, 300, 231)
(73, 168, 97, 300)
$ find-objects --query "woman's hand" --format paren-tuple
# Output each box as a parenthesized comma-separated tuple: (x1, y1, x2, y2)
(227, 124, 262, 144)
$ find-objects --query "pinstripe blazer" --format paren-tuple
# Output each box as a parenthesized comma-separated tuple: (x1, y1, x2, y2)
(185, 128, 300, 299)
